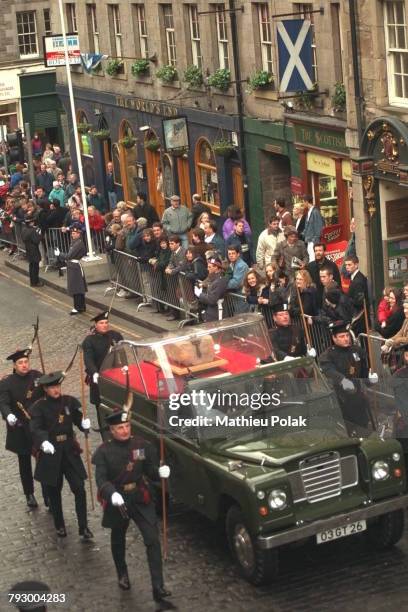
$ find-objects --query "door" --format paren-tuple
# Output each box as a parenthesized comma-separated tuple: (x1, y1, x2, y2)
(177, 156, 191, 208)
(232, 165, 244, 210)
(146, 148, 165, 218)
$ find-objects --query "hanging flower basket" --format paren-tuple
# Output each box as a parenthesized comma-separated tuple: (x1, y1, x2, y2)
(145, 138, 161, 152)
(77, 122, 92, 134)
(119, 136, 137, 149)
(131, 59, 150, 77)
(92, 129, 110, 141)
(212, 139, 235, 157)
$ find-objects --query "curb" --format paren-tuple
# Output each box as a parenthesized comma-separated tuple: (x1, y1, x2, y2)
(4, 259, 170, 334)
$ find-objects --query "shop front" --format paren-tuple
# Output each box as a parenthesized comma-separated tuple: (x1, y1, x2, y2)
(356, 116, 408, 294)
(292, 118, 351, 242)
(0, 69, 22, 131)
(57, 84, 243, 217)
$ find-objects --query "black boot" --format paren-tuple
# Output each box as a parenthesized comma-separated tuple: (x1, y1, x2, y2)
(26, 494, 38, 508)
(56, 526, 67, 538)
(118, 571, 131, 591)
(79, 526, 94, 541)
(153, 587, 172, 602)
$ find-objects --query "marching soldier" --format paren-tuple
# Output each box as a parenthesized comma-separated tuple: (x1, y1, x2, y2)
(82, 310, 123, 411)
(319, 321, 378, 430)
(269, 302, 314, 360)
(0, 348, 43, 508)
(92, 410, 172, 603)
(30, 371, 93, 539)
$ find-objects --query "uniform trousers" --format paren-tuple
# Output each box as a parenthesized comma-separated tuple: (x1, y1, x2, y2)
(73, 294, 86, 312)
(46, 454, 87, 530)
(29, 262, 40, 286)
(110, 506, 163, 589)
(17, 454, 34, 496)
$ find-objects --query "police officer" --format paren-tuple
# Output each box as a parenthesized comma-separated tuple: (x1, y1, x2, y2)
(30, 371, 93, 540)
(319, 321, 378, 430)
(269, 302, 315, 360)
(0, 348, 43, 508)
(82, 310, 123, 410)
(92, 410, 172, 602)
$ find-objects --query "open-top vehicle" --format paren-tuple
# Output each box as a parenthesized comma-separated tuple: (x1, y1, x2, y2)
(98, 314, 408, 584)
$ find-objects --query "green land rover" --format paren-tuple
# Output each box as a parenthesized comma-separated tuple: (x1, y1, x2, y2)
(98, 314, 408, 585)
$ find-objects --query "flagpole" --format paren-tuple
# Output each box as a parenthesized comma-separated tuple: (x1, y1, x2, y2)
(57, 0, 99, 261)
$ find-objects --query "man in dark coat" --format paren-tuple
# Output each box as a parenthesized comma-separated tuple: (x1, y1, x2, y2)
(307, 243, 341, 304)
(132, 192, 159, 227)
(30, 371, 93, 539)
(319, 321, 378, 430)
(195, 256, 228, 322)
(191, 193, 211, 227)
(82, 311, 123, 409)
(0, 349, 43, 508)
(269, 302, 310, 360)
(56, 223, 87, 314)
(92, 410, 172, 602)
(344, 255, 370, 334)
(21, 216, 44, 287)
(36, 163, 53, 195)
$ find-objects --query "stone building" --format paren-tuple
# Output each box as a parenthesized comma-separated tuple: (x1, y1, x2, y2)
(0, 0, 64, 145)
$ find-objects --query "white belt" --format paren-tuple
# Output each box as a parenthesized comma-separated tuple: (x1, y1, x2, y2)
(70, 259, 80, 263)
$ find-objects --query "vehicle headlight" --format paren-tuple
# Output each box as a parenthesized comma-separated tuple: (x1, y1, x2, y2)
(256, 490, 265, 500)
(372, 460, 390, 481)
(268, 489, 287, 510)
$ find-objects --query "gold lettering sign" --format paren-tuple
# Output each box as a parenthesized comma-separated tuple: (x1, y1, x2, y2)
(306, 152, 336, 177)
(116, 96, 178, 117)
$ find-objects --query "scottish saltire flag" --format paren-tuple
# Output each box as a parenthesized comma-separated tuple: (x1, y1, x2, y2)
(277, 19, 313, 92)
(80, 53, 108, 74)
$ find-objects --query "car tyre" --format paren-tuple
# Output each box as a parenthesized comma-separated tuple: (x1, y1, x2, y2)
(367, 509, 404, 549)
(226, 505, 279, 585)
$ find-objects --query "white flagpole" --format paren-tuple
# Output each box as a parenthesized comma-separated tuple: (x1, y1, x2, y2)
(57, 0, 98, 260)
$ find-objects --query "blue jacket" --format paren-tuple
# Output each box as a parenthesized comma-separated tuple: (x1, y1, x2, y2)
(303, 207, 325, 244)
(227, 257, 249, 291)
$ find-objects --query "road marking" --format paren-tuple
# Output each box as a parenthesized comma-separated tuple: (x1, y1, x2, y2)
(0, 269, 141, 339)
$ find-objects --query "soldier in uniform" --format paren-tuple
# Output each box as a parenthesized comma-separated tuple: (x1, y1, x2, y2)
(0, 348, 43, 508)
(82, 310, 123, 413)
(269, 302, 312, 360)
(55, 222, 87, 315)
(30, 371, 93, 539)
(92, 410, 172, 602)
(319, 321, 378, 430)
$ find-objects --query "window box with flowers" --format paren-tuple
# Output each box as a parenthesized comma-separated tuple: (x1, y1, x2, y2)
(105, 59, 124, 77)
(331, 82, 346, 113)
(77, 123, 92, 134)
(119, 136, 137, 149)
(207, 68, 231, 92)
(212, 139, 235, 157)
(92, 129, 111, 141)
(184, 65, 204, 89)
(145, 138, 161, 152)
(131, 58, 150, 77)
(156, 64, 178, 84)
(247, 70, 274, 93)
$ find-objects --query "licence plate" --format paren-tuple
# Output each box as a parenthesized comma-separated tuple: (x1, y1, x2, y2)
(316, 520, 366, 544)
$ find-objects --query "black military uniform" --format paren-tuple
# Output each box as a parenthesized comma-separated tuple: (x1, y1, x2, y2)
(269, 302, 307, 360)
(92, 411, 171, 601)
(21, 217, 44, 287)
(82, 311, 123, 407)
(319, 321, 371, 429)
(63, 223, 87, 314)
(0, 349, 43, 507)
(30, 371, 92, 539)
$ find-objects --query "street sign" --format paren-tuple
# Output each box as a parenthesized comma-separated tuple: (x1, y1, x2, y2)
(43, 34, 81, 67)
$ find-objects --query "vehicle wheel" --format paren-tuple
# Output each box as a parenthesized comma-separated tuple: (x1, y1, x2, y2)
(367, 510, 404, 549)
(226, 505, 279, 585)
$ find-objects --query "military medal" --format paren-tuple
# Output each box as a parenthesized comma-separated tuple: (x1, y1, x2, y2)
(59, 414, 65, 424)
(133, 449, 145, 460)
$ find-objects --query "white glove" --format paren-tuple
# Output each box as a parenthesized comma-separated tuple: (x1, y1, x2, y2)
(307, 347, 317, 358)
(41, 441, 55, 454)
(194, 286, 203, 297)
(54, 247, 60, 256)
(92, 373, 99, 384)
(81, 418, 91, 430)
(368, 371, 379, 385)
(340, 378, 355, 392)
(6, 414, 17, 426)
(283, 355, 296, 361)
(111, 492, 125, 506)
(381, 343, 391, 354)
(159, 465, 170, 479)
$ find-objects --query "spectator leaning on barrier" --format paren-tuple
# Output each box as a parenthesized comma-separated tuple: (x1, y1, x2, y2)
(195, 256, 228, 322)
(122, 214, 140, 254)
(226, 244, 249, 292)
(161, 195, 192, 249)
(382, 300, 408, 353)
(182, 246, 208, 283)
(376, 288, 405, 339)
(256, 215, 285, 270)
(243, 269, 265, 311)
(45, 200, 66, 228)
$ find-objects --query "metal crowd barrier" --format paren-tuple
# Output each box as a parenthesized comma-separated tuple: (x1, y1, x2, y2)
(44, 227, 107, 271)
(0, 222, 26, 259)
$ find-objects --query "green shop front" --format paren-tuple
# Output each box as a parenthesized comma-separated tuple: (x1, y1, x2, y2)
(356, 116, 408, 291)
(19, 72, 64, 147)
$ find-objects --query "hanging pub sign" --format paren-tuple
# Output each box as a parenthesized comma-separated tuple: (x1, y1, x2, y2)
(43, 34, 81, 67)
(162, 116, 189, 154)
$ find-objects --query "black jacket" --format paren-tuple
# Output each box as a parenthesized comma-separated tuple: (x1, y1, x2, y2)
(82, 329, 123, 405)
(376, 308, 405, 339)
(307, 258, 342, 304)
(269, 325, 306, 360)
(30, 394, 88, 487)
(132, 203, 159, 227)
(348, 271, 369, 310)
(198, 272, 229, 321)
(183, 256, 208, 282)
(21, 225, 42, 263)
(92, 435, 160, 528)
(65, 238, 87, 296)
(0, 370, 43, 454)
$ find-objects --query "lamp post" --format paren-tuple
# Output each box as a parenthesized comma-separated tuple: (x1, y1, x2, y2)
(57, 0, 99, 260)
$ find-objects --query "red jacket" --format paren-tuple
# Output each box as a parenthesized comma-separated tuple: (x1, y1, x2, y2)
(88, 213, 105, 231)
(377, 298, 392, 324)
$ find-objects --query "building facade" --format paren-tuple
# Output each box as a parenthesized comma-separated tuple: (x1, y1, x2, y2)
(0, 1, 64, 146)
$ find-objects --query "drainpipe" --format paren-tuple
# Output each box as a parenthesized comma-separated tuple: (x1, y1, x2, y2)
(349, 0, 364, 144)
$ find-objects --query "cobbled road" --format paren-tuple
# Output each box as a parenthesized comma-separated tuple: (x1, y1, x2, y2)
(0, 268, 407, 612)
